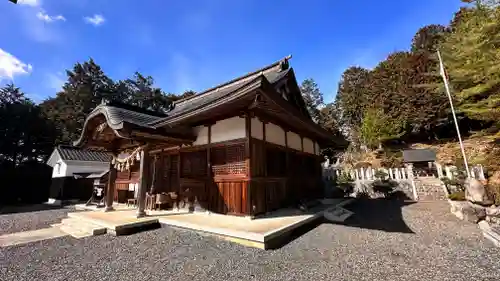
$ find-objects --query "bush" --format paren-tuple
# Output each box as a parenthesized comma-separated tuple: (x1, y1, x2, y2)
(336, 173, 354, 196)
(441, 176, 466, 193)
(448, 191, 466, 201)
(374, 170, 388, 180)
(372, 179, 397, 198)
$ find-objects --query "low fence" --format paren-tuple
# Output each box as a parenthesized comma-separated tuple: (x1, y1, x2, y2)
(322, 166, 411, 182)
(322, 163, 487, 201)
(322, 164, 486, 182)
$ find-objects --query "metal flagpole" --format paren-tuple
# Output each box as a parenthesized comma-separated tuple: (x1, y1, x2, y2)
(437, 49, 471, 178)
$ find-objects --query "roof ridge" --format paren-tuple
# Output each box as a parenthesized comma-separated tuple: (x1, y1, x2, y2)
(98, 100, 168, 117)
(173, 55, 292, 105)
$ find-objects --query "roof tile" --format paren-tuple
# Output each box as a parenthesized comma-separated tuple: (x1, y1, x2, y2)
(57, 146, 111, 162)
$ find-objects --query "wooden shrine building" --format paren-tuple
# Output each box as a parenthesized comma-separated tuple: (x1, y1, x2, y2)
(74, 56, 344, 218)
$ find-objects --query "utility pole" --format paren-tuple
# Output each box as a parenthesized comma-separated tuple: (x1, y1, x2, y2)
(437, 49, 471, 178)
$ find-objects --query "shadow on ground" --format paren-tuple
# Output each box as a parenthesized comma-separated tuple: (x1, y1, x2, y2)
(328, 194, 416, 234)
(267, 192, 415, 249)
(0, 203, 64, 215)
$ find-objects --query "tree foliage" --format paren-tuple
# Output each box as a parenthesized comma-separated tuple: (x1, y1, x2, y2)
(330, 1, 500, 150)
(440, 3, 500, 123)
(0, 84, 56, 166)
(335, 66, 371, 141)
(40, 58, 191, 145)
(360, 108, 405, 149)
(300, 78, 324, 123)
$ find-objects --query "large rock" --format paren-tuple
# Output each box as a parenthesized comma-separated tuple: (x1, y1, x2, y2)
(486, 206, 500, 217)
(450, 200, 486, 223)
(465, 178, 493, 205)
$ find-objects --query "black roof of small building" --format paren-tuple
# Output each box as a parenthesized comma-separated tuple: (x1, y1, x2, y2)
(56, 146, 111, 162)
(403, 149, 436, 163)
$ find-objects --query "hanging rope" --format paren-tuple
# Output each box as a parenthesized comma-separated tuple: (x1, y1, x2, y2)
(111, 146, 144, 172)
(150, 155, 159, 194)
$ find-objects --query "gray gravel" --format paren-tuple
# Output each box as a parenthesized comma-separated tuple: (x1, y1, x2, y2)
(0, 204, 75, 235)
(1, 200, 499, 281)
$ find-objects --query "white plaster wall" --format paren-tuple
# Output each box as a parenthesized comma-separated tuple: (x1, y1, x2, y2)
(211, 116, 246, 143)
(303, 138, 315, 154)
(287, 131, 302, 151)
(250, 117, 263, 140)
(193, 125, 209, 145)
(61, 161, 109, 177)
(265, 122, 286, 146)
(52, 161, 67, 178)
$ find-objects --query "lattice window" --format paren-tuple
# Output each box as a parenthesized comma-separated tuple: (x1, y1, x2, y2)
(211, 143, 246, 176)
(181, 150, 206, 178)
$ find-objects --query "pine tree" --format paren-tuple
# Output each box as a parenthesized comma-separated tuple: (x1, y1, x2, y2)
(300, 78, 324, 123)
(440, 4, 500, 123)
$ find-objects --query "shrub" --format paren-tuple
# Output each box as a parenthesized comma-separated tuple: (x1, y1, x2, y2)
(448, 191, 466, 201)
(374, 170, 388, 180)
(372, 179, 397, 198)
(337, 173, 354, 195)
(441, 175, 466, 193)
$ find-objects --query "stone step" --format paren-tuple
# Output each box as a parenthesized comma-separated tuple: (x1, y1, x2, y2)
(51, 217, 107, 238)
(57, 224, 93, 239)
(61, 218, 107, 235)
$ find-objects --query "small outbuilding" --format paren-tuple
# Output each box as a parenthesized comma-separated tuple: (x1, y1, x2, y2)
(402, 149, 437, 177)
(46, 145, 111, 205)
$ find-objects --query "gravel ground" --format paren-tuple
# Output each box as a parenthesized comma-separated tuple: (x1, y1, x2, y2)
(1, 200, 499, 281)
(0, 204, 75, 235)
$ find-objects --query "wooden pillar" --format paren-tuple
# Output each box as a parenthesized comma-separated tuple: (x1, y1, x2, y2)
(262, 120, 267, 177)
(245, 113, 252, 216)
(205, 124, 212, 211)
(206, 124, 212, 177)
(136, 144, 151, 218)
(284, 129, 289, 164)
(104, 159, 117, 212)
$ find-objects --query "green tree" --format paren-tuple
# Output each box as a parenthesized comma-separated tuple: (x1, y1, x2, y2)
(335, 66, 371, 141)
(40, 58, 118, 144)
(411, 24, 449, 53)
(300, 78, 324, 122)
(440, 4, 500, 123)
(360, 108, 405, 149)
(116, 72, 177, 113)
(0, 84, 56, 165)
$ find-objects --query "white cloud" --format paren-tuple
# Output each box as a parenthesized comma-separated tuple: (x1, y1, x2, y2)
(36, 10, 65, 23)
(84, 14, 105, 26)
(17, 0, 40, 7)
(0, 48, 33, 82)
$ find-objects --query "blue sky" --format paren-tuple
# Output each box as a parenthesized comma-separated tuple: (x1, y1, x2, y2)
(0, 0, 464, 103)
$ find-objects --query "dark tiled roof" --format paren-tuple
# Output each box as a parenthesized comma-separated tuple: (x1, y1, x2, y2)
(403, 149, 436, 163)
(149, 66, 291, 127)
(103, 105, 163, 128)
(57, 146, 111, 162)
(80, 57, 291, 130)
